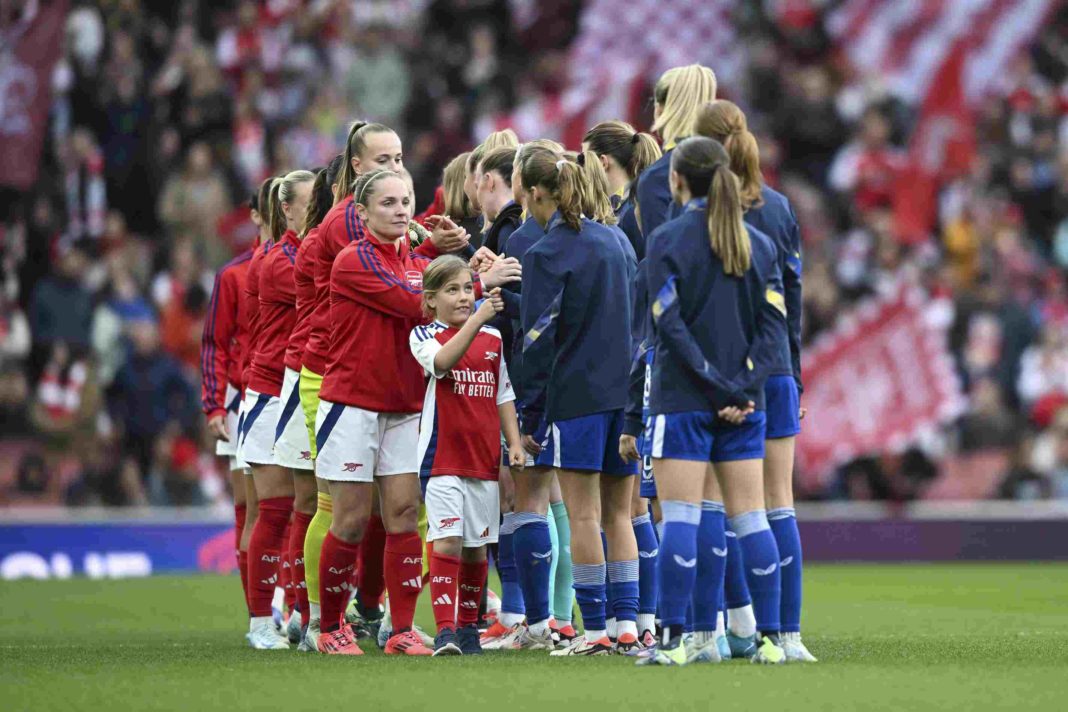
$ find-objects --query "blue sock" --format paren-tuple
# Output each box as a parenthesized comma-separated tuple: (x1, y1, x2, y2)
(656, 500, 700, 635)
(573, 562, 606, 634)
(512, 512, 552, 625)
(607, 559, 638, 624)
(724, 527, 751, 610)
(498, 513, 525, 619)
(693, 500, 726, 633)
(632, 514, 659, 617)
(769, 507, 802, 633)
(730, 509, 781, 634)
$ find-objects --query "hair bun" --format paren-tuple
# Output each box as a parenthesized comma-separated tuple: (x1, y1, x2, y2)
(555, 159, 566, 170)
(631, 133, 641, 144)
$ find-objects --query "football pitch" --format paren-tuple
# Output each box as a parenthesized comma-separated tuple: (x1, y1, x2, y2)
(3, 564, 1067, 711)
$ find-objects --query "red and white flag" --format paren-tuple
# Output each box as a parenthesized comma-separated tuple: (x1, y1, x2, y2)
(0, 0, 68, 191)
(796, 284, 965, 488)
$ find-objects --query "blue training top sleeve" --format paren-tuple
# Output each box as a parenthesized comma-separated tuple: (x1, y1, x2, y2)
(784, 206, 803, 393)
(518, 247, 564, 435)
(646, 235, 747, 408)
(623, 263, 649, 436)
(731, 262, 790, 397)
(637, 172, 670, 238)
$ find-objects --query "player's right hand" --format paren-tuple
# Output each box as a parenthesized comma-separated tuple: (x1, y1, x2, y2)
(717, 401, 755, 425)
(469, 246, 498, 272)
(619, 434, 639, 463)
(207, 414, 229, 442)
(521, 433, 542, 456)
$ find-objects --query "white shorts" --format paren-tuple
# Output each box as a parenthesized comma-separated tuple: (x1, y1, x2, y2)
(425, 476, 500, 547)
(314, 400, 419, 483)
(215, 383, 243, 458)
(237, 388, 281, 467)
(273, 368, 313, 471)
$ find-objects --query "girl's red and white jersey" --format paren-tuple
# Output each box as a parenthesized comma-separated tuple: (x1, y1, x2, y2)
(410, 322, 515, 481)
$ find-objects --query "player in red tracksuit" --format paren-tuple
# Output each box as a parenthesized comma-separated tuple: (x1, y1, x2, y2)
(312, 169, 521, 656)
(200, 192, 257, 620)
(410, 255, 522, 657)
(240, 170, 316, 650)
(299, 121, 471, 648)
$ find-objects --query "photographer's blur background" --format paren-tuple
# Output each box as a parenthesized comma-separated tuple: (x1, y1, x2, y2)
(2, 1, 1067, 575)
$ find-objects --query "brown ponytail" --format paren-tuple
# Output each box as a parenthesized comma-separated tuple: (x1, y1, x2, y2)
(695, 100, 764, 210)
(336, 121, 395, 202)
(583, 120, 663, 183)
(671, 137, 750, 277)
(520, 148, 585, 231)
(266, 177, 285, 241)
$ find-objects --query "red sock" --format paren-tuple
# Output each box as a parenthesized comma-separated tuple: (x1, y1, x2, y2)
(234, 504, 247, 553)
(422, 540, 435, 586)
(238, 550, 250, 614)
(383, 532, 423, 633)
(318, 531, 360, 633)
(429, 551, 461, 632)
(282, 518, 296, 613)
(234, 503, 248, 609)
(290, 511, 313, 626)
(246, 496, 293, 618)
(458, 559, 488, 627)
(357, 514, 387, 608)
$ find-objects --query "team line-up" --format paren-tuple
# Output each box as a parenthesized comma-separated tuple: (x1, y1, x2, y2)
(200, 63, 812, 666)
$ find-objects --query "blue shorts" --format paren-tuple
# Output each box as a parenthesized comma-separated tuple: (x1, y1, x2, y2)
(764, 375, 801, 440)
(650, 410, 766, 463)
(536, 409, 637, 476)
(638, 416, 657, 498)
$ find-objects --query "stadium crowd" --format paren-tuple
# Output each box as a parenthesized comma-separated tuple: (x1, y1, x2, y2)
(2, 0, 1068, 510)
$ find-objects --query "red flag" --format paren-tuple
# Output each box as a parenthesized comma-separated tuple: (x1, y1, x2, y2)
(0, 0, 68, 191)
(893, 40, 976, 245)
(796, 284, 964, 488)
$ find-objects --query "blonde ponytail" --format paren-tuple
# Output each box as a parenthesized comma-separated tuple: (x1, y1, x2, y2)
(652, 64, 717, 147)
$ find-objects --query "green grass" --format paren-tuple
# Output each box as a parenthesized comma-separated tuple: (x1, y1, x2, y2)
(3, 564, 1068, 711)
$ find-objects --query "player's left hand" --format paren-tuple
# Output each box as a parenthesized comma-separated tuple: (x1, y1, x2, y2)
(521, 433, 542, 456)
(717, 401, 755, 425)
(508, 443, 526, 469)
(427, 215, 469, 253)
(799, 406, 807, 420)
(619, 434, 639, 463)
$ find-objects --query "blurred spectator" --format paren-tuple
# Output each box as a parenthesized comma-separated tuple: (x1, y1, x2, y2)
(829, 107, 905, 215)
(148, 431, 209, 506)
(63, 128, 107, 242)
(157, 143, 231, 267)
(28, 244, 94, 372)
(108, 319, 197, 482)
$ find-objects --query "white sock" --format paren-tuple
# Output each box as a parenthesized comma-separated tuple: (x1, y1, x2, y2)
(271, 587, 285, 610)
(585, 628, 607, 641)
(637, 613, 656, 635)
(250, 615, 273, 630)
(309, 602, 321, 620)
(617, 620, 637, 638)
(715, 611, 725, 638)
(728, 605, 757, 638)
(501, 612, 525, 627)
(606, 616, 618, 639)
(529, 619, 550, 636)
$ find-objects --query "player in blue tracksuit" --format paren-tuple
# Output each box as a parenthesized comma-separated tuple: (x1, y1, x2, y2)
(696, 99, 815, 663)
(517, 146, 638, 656)
(636, 64, 718, 237)
(643, 136, 788, 667)
(582, 120, 662, 261)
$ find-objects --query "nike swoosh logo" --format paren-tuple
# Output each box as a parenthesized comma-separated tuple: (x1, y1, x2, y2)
(638, 549, 659, 558)
(532, 550, 553, 559)
(673, 555, 697, 568)
(752, 564, 778, 576)
(780, 556, 794, 567)
(712, 547, 727, 557)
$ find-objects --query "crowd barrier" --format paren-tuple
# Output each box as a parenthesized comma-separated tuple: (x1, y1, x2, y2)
(2, 502, 1066, 579)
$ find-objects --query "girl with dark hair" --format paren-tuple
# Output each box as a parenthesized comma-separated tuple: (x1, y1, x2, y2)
(644, 136, 787, 667)
(583, 121, 662, 260)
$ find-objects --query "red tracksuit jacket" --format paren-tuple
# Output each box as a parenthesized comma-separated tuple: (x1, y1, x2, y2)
(285, 225, 319, 373)
(200, 247, 253, 418)
(248, 229, 300, 397)
(242, 239, 274, 390)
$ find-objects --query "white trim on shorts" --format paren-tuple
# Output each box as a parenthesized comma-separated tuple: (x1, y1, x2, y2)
(425, 475, 500, 547)
(314, 400, 419, 483)
(238, 388, 282, 466)
(273, 367, 313, 470)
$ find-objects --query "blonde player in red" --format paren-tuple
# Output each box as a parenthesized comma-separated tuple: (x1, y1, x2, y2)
(410, 256, 522, 656)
